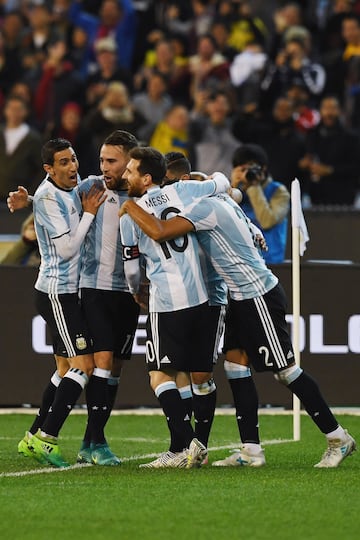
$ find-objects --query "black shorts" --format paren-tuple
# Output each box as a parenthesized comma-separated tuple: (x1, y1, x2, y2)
(35, 289, 93, 358)
(81, 288, 140, 359)
(145, 302, 218, 373)
(223, 283, 295, 373)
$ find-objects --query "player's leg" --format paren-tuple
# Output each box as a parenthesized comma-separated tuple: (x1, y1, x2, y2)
(190, 305, 226, 452)
(212, 300, 264, 467)
(18, 357, 67, 458)
(140, 310, 205, 468)
(28, 291, 93, 467)
(249, 283, 355, 467)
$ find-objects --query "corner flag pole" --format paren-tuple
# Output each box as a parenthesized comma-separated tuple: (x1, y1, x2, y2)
(290, 179, 309, 441)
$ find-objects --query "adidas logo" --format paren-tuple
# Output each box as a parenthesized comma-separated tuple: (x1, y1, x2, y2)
(287, 350, 294, 359)
(71, 206, 77, 215)
(108, 196, 117, 204)
(160, 355, 171, 364)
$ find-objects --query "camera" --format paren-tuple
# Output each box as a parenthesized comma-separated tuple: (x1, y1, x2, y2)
(245, 164, 262, 183)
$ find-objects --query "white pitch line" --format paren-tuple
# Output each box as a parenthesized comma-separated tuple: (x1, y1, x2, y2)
(0, 463, 91, 478)
(0, 438, 293, 477)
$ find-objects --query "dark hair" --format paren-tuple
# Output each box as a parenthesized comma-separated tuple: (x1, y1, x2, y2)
(165, 151, 191, 177)
(5, 94, 28, 110)
(41, 138, 72, 165)
(232, 144, 268, 167)
(103, 130, 138, 152)
(129, 146, 166, 184)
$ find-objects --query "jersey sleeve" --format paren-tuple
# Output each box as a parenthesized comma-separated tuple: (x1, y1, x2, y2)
(179, 198, 216, 231)
(120, 214, 141, 294)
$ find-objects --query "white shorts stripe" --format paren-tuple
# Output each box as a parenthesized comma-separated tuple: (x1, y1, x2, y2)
(49, 294, 76, 357)
(212, 305, 226, 363)
(254, 296, 287, 369)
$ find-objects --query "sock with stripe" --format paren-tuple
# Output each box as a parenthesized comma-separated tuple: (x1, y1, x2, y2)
(41, 368, 88, 438)
(29, 371, 62, 435)
(288, 371, 338, 433)
(169, 384, 193, 452)
(156, 381, 195, 452)
(225, 361, 260, 444)
(192, 379, 217, 448)
(85, 368, 111, 445)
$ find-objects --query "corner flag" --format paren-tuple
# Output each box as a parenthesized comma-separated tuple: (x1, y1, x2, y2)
(290, 179, 309, 441)
(291, 178, 309, 255)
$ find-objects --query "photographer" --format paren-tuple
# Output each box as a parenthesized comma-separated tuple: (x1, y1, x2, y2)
(231, 144, 290, 264)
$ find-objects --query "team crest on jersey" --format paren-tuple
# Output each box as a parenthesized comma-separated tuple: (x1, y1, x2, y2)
(76, 335, 87, 350)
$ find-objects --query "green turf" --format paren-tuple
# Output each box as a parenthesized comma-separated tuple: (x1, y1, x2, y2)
(0, 413, 359, 540)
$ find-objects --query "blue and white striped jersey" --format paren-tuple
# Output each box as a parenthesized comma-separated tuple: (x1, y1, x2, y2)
(200, 249, 228, 306)
(34, 176, 84, 294)
(181, 193, 279, 300)
(78, 176, 130, 292)
(121, 182, 215, 312)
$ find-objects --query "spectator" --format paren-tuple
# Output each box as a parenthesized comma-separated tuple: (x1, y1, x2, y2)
(132, 71, 173, 137)
(189, 90, 239, 177)
(85, 36, 133, 109)
(209, 19, 238, 63)
(21, 4, 62, 86)
(229, 41, 268, 111)
(47, 101, 99, 178)
(299, 95, 360, 206)
(188, 33, 230, 98)
(134, 38, 190, 103)
(230, 143, 290, 264)
(261, 36, 326, 111)
(218, 0, 268, 53)
(0, 95, 43, 202)
(286, 80, 321, 134)
(0, 213, 39, 266)
(68, 0, 137, 70)
(233, 96, 306, 190)
(33, 37, 85, 133)
(0, 10, 26, 94)
(83, 81, 146, 150)
(149, 104, 190, 156)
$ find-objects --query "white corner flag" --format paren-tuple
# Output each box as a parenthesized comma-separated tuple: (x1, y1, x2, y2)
(290, 179, 310, 441)
(291, 179, 309, 255)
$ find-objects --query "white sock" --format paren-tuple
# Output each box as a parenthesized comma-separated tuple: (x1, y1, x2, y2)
(326, 426, 346, 440)
(243, 443, 262, 453)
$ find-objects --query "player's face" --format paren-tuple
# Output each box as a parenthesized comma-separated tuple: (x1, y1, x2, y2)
(44, 147, 79, 190)
(100, 144, 128, 190)
(123, 158, 147, 197)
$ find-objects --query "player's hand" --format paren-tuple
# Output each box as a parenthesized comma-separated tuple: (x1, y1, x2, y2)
(119, 200, 137, 218)
(134, 282, 149, 311)
(255, 234, 268, 252)
(7, 186, 30, 213)
(81, 184, 107, 215)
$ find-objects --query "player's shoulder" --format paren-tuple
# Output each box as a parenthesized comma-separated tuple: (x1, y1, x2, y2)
(77, 175, 103, 194)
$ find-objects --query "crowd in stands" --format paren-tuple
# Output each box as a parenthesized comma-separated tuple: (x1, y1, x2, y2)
(1, 0, 360, 208)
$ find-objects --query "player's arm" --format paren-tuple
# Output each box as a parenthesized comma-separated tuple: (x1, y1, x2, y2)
(120, 200, 193, 242)
(52, 185, 106, 260)
(7, 186, 33, 213)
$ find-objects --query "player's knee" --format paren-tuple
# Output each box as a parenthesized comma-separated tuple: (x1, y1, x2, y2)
(274, 364, 303, 386)
(192, 378, 216, 396)
(224, 359, 251, 379)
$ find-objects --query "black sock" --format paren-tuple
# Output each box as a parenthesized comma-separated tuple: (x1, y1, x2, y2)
(85, 375, 109, 445)
(193, 389, 216, 448)
(157, 388, 195, 452)
(228, 377, 260, 444)
(41, 369, 87, 438)
(29, 378, 59, 434)
(169, 388, 193, 452)
(288, 371, 338, 433)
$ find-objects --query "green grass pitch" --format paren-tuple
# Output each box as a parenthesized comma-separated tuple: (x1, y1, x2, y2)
(0, 412, 359, 540)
